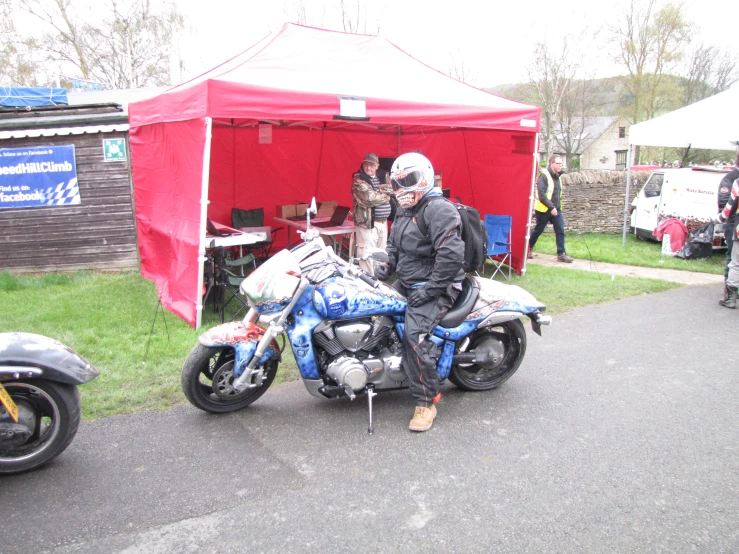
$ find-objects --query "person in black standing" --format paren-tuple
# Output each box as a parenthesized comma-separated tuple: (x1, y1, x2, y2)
(717, 169, 739, 308)
(718, 154, 739, 284)
(373, 152, 465, 432)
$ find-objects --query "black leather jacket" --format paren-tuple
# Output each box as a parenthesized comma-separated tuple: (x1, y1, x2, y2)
(719, 169, 739, 225)
(386, 195, 465, 297)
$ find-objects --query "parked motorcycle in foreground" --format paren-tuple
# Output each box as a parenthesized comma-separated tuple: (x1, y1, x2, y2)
(0, 333, 99, 474)
(182, 204, 551, 433)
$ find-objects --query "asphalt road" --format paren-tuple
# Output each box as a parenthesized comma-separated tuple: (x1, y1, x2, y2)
(2, 284, 737, 553)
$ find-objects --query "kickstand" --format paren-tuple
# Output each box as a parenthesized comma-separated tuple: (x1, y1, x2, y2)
(366, 384, 377, 435)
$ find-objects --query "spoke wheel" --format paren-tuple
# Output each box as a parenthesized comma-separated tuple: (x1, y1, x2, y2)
(181, 344, 277, 413)
(0, 380, 80, 475)
(449, 319, 527, 391)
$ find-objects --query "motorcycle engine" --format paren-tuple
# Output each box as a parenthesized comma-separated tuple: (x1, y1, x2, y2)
(313, 316, 405, 391)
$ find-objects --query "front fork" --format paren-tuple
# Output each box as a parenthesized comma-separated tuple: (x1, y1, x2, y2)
(232, 279, 310, 391)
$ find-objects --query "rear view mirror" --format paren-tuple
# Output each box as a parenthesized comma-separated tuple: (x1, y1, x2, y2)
(367, 249, 389, 264)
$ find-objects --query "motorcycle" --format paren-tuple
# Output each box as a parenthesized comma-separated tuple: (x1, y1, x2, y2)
(0, 333, 99, 474)
(182, 201, 551, 433)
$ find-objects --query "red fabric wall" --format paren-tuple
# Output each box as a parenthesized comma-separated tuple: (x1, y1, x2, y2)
(130, 118, 208, 324)
(207, 126, 535, 266)
(132, 121, 536, 328)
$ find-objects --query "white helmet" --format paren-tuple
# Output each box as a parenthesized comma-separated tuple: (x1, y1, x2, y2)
(390, 152, 435, 209)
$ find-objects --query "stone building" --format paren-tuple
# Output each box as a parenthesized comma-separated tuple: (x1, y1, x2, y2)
(540, 116, 631, 170)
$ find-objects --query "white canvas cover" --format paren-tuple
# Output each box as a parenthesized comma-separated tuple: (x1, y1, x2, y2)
(629, 86, 739, 151)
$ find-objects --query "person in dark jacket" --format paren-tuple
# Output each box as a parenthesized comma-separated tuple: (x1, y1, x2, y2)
(374, 152, 465, 432)
(528, 154, 573, 263)
(718, 155, 739, 281)
(717, 175, 739, 308)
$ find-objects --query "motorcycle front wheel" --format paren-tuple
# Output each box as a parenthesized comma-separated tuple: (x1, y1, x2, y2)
(449, 319, 527, 391)
(181, 344, 278, 413)
(0, 380, 81, 475)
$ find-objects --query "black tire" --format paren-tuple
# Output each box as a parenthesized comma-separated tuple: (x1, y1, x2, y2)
(449, 319, 527, 391)
(181, 344, 277, 413)
(0, 380, 81, 475)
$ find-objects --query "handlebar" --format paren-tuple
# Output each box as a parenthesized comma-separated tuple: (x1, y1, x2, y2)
(325, 246, 378, 288)
(358, 272, 378, 288)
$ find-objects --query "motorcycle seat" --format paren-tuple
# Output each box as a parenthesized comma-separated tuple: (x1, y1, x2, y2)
(438, 275, 480, 328)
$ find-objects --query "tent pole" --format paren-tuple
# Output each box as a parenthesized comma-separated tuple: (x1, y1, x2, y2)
(196, 117, 214, 330)
(621, 144, 633, 246)
(523, 133, 540, 275)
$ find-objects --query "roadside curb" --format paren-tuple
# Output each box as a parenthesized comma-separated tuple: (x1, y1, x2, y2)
(526, 253, 724, 286)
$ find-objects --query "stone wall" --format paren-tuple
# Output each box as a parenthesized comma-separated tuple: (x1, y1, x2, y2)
(556, 170, 652, 234)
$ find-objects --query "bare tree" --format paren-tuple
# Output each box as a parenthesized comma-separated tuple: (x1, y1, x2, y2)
(611, 0, 691, 123)
(447, 52, 476, 85)
(338, 0, 379, 35)
(87, 0, 184, 88)
(682, 43, 738, 105)
(8, 0, 184, 88)
(0, 3, 39, 85)
(281, 0, 326, 27)
(523, 37, 598, 168)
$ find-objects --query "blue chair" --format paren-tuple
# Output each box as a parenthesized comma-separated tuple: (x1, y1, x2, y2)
(484, 214, 513, 280)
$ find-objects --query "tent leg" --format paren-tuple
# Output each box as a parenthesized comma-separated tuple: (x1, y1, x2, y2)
(196, 117, 214, 329)
(622, 145, 633, 246)
(523, 133, 541, 274)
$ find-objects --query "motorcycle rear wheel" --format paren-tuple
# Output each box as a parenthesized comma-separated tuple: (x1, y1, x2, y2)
(0, 380, 81, 475)
(449, 319, 527, 391)
(181, 344, 277, 413)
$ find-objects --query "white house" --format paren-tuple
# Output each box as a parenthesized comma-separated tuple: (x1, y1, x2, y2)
(540, 116, 631, 170)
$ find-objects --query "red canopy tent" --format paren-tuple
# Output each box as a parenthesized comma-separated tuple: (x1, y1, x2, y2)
(128, 23, 541, 328)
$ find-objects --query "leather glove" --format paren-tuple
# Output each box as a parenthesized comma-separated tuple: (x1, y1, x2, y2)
(407, 287, 436, 308)
(374, 263, 393, 281)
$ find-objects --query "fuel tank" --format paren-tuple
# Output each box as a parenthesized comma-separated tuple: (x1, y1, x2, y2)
(312, 277, 406, 320)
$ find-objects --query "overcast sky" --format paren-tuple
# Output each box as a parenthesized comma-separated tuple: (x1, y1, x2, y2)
(174, 0, 738, 88)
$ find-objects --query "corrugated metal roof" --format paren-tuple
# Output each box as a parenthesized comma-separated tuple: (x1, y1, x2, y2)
(0, 123, 129, 139)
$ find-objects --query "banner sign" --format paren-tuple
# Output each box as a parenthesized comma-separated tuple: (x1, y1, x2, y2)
(0, 145, 80, 209)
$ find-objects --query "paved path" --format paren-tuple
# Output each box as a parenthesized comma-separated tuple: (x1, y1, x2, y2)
(527, 253, 724, 285)
(1, 285, 736, 553)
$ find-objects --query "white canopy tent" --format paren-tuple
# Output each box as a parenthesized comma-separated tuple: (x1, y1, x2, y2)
(622, 86, 739, 242)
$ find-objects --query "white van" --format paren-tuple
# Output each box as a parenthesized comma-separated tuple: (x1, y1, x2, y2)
(629, 167, 728, 247)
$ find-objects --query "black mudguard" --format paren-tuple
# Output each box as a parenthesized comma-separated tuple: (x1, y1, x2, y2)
(0, 332, 100, 385)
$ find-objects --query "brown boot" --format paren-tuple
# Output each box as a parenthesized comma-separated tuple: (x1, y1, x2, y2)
(719, 286, 737, 309)
(409, 405, 437, 432)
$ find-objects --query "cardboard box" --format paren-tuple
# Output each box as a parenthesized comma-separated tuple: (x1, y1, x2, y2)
(276, 204, 297, 218)
(317, 200, 338, 217)
(295, 203, 309, 217)
(239, 226, 270, 241)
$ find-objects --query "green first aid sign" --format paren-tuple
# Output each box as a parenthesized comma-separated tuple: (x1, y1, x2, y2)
(103, 139, 126, 162)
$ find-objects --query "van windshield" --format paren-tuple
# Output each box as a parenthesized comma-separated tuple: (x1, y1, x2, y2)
(643, 173, 664, 198)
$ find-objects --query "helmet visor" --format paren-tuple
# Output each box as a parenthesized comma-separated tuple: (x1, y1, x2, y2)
(391, 170, 425, 191)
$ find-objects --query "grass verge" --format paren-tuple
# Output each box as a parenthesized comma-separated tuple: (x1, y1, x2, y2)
(533, 232, 725, 274)
(1, 266, 679, 419)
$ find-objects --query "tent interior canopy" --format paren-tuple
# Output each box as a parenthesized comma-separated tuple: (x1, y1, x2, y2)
(128, 23, 542, 327)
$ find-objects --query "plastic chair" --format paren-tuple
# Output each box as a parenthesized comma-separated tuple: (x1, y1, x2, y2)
(231, 207, 283, 262)
(484, 214, 513, 281)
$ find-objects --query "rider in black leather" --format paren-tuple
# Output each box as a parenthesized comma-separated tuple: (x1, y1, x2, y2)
(374, 153, 464, 432)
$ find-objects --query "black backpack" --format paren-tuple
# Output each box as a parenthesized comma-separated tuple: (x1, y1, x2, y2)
(416, 196, 488, 273)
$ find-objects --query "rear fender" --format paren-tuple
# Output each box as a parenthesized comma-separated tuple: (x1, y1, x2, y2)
(0, 332, 99, 385)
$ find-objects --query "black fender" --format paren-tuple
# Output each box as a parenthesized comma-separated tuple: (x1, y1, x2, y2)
(0, 332, 99, 385)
